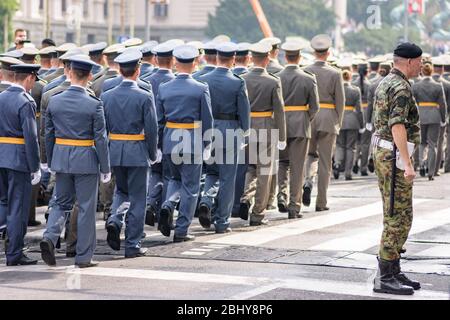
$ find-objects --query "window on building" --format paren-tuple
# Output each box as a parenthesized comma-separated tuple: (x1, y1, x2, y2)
(66, 32, 74, 43)
(83, 0, 89, 16)
(154, 3, 169, 18)
(87, 34, 95, 44)
(62, 0, 67, 13)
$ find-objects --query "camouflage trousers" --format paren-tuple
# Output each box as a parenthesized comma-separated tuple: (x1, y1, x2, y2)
(373, 146, 413, 261)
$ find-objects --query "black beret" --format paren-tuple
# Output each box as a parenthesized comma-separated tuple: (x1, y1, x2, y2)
(394, 42, 423, 59)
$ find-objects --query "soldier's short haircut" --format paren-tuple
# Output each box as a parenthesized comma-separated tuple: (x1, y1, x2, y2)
(1, 69, 15, 81)
(120, 65, 139, 78)
(217, 55, 234, 64)
(14, 73, 31, 82)
(71, 68, 91, 81)
(285, 53, 300, 63)
(235, 56, 248, 64)
(252, 55, 268, 65)
(156, 56, 173, 67)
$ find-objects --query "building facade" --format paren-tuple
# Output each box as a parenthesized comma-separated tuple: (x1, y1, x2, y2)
(12, 0, 220, 46)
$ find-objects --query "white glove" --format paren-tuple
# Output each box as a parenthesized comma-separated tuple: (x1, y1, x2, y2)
(31, 170, 41, 186)
(441, 122, 447, 128)
(359, 128, 366, 134)
(365, 123, 373, 132)
(240, 143, 248, 150)
(278, 141, 287, 151)
(101, 172, 112, 184)
(203, 145, 212, 161)
(151, 149, 162, 165)
(40, 163, 49, 172)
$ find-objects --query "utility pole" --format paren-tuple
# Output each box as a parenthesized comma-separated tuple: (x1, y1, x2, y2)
(130, 0, 135, 38)
(108, 0, 113, 44)
(3, 14, 8, 51)
(145, 0, 150, 41)
(120, 0, 125, 36)
(404, 0, 409, 42)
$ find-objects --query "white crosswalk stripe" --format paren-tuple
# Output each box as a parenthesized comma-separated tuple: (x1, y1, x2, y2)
(208, 199, 428, 246)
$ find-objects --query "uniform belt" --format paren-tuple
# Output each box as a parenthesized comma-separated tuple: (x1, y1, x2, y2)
(285, 106, 309, 112)
(56, 138, 94, 147)
(344, 106, 356, 111)
(214, 113, 239, 121)
(361, 103, 368, 108)
(251, 111, 273, 118)
(166, 122, 200, 129)
(371, 136, 394, 151)
(418, 102, 439, 108)
(320, 103, 335, 109)
(0, 137, 25, 145)
(109, 134, 145, 141)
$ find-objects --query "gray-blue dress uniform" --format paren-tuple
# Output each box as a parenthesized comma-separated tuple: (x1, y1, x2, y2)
(233, 67, 249, 76)
(146, 69, 175, 213)
(0, 85, 40, 264)
(102, 80, 158, 255)
(44, 85, 110, 265)
(198, 67, 250, 231)
(156, 74, 213, 238)
(193, 65, 216, 80)
(42, 75, 67, 94)
(102, 75, 152, 93)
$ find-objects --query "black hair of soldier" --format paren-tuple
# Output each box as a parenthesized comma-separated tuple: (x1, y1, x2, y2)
(235, 54, 249, 65)
(71, 68, 91, 81)
(251, 54, 270, 65)
(217, 55, 234, 64)
(15, 72, 36, 82)
(120, 64, 140, 77)
(285, 52, 300, 64)
(358, 64, 369, 96)
(156, 56, 173, 68)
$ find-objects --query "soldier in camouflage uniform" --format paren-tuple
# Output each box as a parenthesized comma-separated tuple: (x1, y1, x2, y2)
(372, 43, 422, 295)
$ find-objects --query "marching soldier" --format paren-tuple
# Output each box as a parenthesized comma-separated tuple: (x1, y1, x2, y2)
(277, 42, 319, 218)
(197, 42, 250, 232)
(42, 43, 77, 84)
(372, 42, 422, 295)
(90, 44, 125, 98)
(412, 62, 447, 181)
(140, 41, 159, 79)
(38, 46, 58, 77)
(156, 45, 214, 242)
(431, 56, 450, 175)
(193, 41, 217, 80)
(0, 63, 41, 266)
(239, 42, 286, 226)
(260, 37, 284, 74)
(84, 42, 107, 77)
(303, 34, 345, 211)
(40, 55, 111, 268)
(103, 49, 158, 258)
(145, 42, 177, 226)
(334, 70, 364, 180)
(232, 43, 251, 76)
(1, 57, 24, 92)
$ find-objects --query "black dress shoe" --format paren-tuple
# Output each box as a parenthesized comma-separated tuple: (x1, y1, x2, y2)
(361, 170, 368, 177)
(316, 206, 330, 212)
(277, 201, 288, 213)
(302, 185, 311, 207)
(6, 254, 38, 266)
(106, 223, 121, 251)
(28, 220, 42, 227)
(333, 166, 340, 180)
(345, 176, 353, 181)
(40, 239, 56, 266)
(239, 201, 250, 221)
(215, 227, 232, 234)
(145, 206, 156, 226)
(368, 159, 375, 173)
(428, 176, 434, 181)
(173, 234, 195, 243)
(125, 248, 148, 259)
(288, 211, 303, 219)
(159, 206, 173, 237)
(66, 251, 76, 258)
(352, 164, 359, 174)
(198, 203, 212, 229)
(419, 166, 426, 177)
(249, 219, 269, 227)
(75, 261, 99, 268)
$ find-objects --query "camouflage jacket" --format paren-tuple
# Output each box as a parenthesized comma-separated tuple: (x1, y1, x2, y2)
(374, 68, 420, 146)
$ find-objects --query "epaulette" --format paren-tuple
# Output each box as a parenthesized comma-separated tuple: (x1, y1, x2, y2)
(88, 93, 101, 102)
(233, 74, 244, 81)
(138, 84, 152, 93)
(39, 79, 48, 85)
(303, 70, 315, 77)
(87, 88, 97, 97)
(51, 91, 65, 98)
(23, 92, 35, 103)
(268, 72, 280, 79)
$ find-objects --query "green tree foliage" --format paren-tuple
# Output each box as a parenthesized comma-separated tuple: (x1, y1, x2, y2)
(206, 0, 335, 43)
(0, 0, 18, 51)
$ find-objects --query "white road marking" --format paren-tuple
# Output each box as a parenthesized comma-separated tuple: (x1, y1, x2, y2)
(189, 248, 215, 252)
(181, 251, 206, 256)
(309, 208, 450, 252)
(208, 199, 428, 246)
(3, 265, 447, 300)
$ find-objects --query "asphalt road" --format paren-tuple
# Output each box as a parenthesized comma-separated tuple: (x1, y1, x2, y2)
(1, 170, 450, 301)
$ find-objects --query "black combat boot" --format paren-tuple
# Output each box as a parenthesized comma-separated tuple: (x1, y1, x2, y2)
(373, 257, 414, 295)
(392, 258, 421, 290)
(333, 164, 340, 180)
(419, 166, 426, 177)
